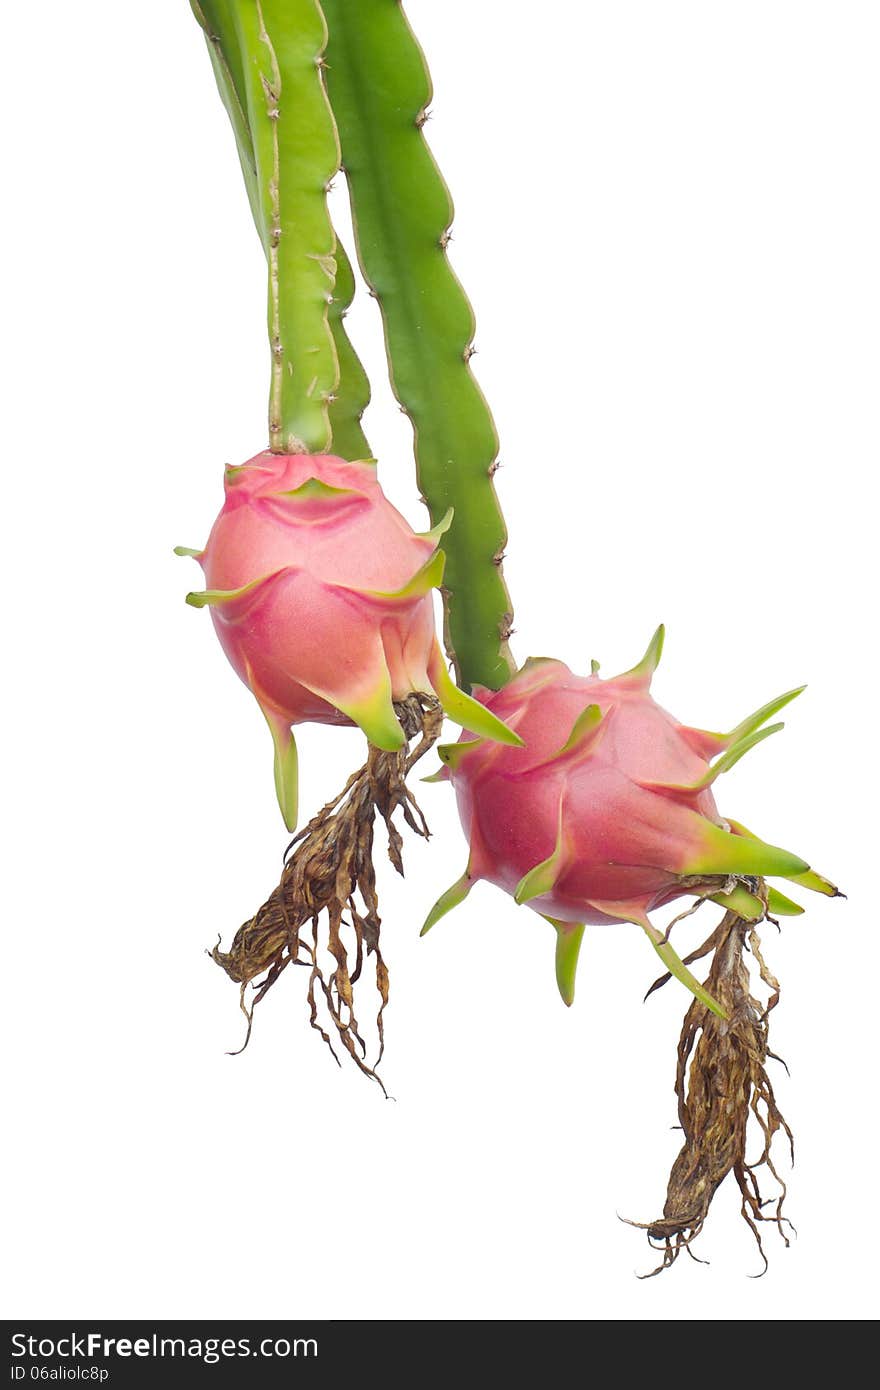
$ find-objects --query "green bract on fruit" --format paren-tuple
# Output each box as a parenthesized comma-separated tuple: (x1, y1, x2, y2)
(424, 627, 838, 1012)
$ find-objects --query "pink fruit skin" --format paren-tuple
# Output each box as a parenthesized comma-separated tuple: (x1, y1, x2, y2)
(448, 658, 739, 927)
(182, 450, 521, 828)
(197, 452, 437, 735)
(426, 639, 817, 1009)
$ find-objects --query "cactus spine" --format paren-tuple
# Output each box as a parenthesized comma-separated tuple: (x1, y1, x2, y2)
(321, 0, 515, 693)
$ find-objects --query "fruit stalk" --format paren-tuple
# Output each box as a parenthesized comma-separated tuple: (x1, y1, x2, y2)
(321, 0, 515, 692)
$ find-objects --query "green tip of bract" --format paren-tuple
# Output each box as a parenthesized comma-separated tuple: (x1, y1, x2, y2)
(273, 478, 361, 504)
(420, 871, 474, 935)
(766, 887, 805, 916)
(556, 704, 603, 759)
(544, 918, 585, 1006)
(785, 867, 842, 897)
(642, 719, 786, 796)
(711, 881, 805, 920)
(174, 545, 203, 559)
(257, 703, 299, 830)
(422, 738, 482, 783)
(514, 812, 566, 905)
(369, 547, 446, 601)
(710, 882, 766, 921)
(343, 681, 406, 752)
(618, 624, 665, 687)
(727, 685, 806, 746)
(451, 691, 523, 747)
(514, 859, 558, 905)
(418, 506, 454, 544)
(642, 923, 727, 1018)
(643, 622, 665, 670)
(590, 658, 601, 675)
(441, 738, 482, 767)
(272, 726, 299, 831)
(725, 819, 841, 898)
(670, 722, 784, 794)
(184, 575, 268, 609)
(516, 801, 569, 905)
(519, 656, 559, 673)
(428, 644, 523, 746)
(690, 822, 809, 880)
(711, 721, 785, 778)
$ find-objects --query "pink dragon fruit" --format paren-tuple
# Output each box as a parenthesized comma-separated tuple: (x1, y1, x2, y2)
(177, 451, 520, 829)
(423, 627, 836, 1012)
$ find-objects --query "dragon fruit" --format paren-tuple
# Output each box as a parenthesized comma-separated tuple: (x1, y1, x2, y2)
(423, 627, 836, 1012)
(177, 452, 519, 829)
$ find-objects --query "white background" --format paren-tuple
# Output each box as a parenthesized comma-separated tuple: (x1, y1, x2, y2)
(2, 1, 877, 1322)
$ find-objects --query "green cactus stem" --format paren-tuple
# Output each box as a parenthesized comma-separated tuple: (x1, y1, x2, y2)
(327, 236, 372, 461)
(321, 0, 515, 692)
(191, 1, 369, 456)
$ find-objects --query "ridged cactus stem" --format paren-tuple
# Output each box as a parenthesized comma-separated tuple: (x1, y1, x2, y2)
(191, 1, 369, 455)
(327, 235, 372, 461)
(191, 3, 262, 228)
(321, 0, 515, 692)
